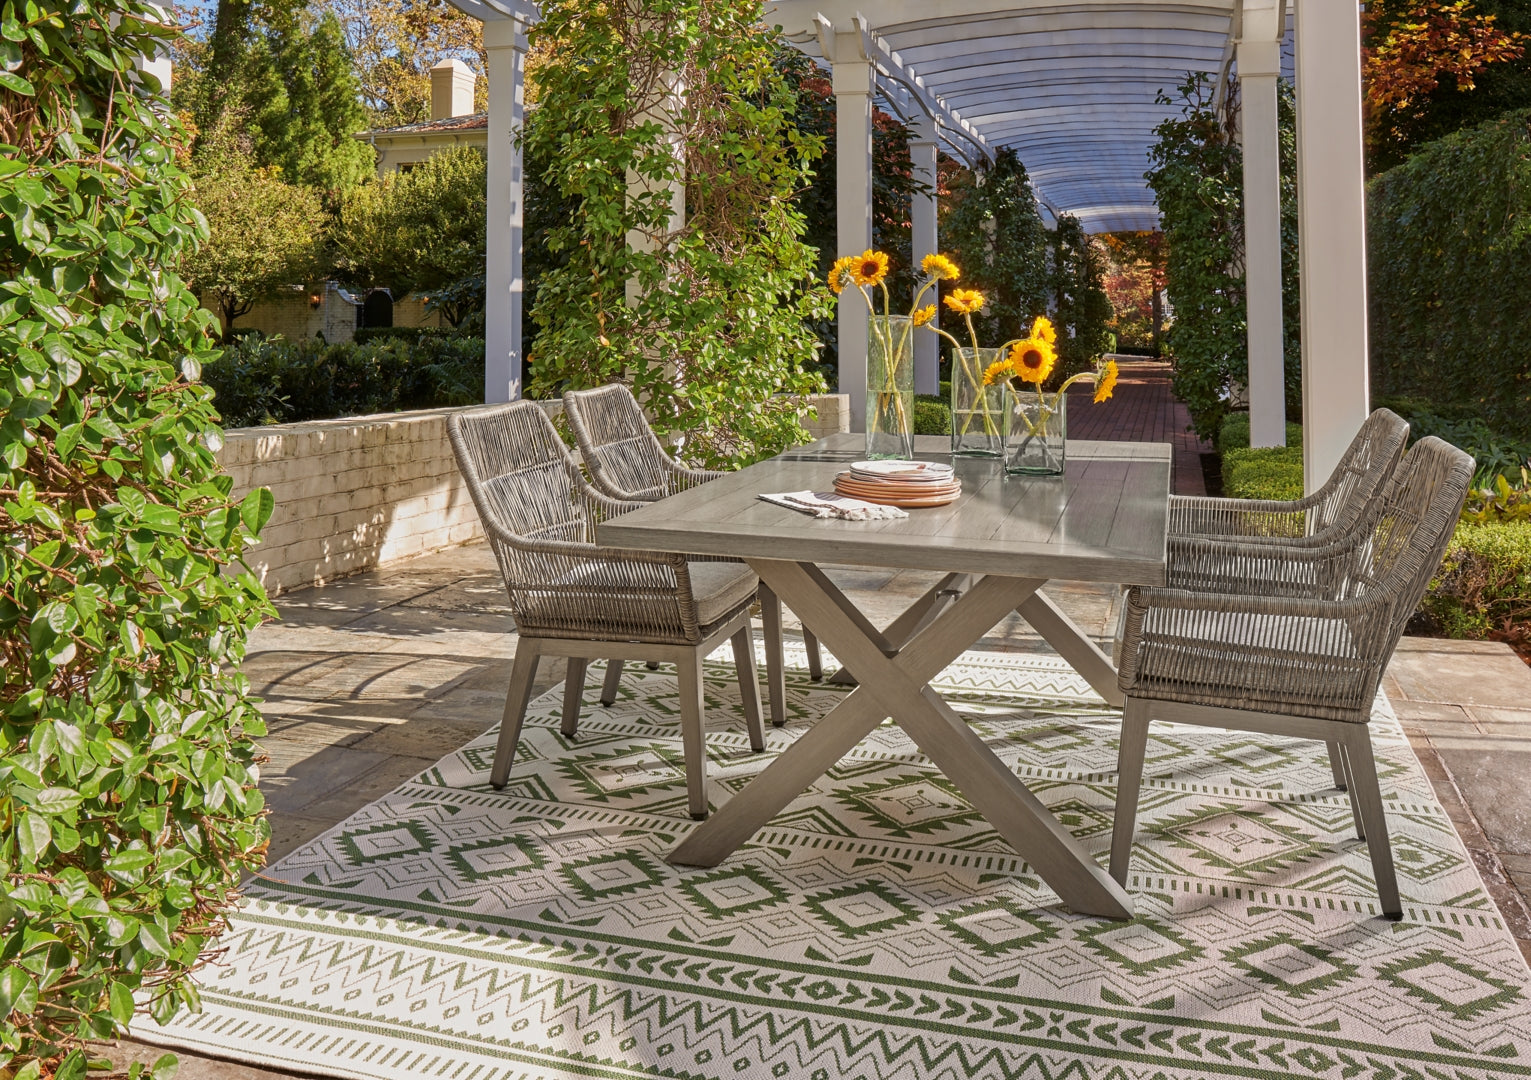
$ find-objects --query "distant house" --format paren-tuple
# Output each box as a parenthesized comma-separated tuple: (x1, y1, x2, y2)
(354, 59, 486, 176)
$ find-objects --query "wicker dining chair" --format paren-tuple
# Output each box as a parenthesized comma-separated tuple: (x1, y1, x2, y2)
(1169, 408, 1409, 547)
(563, 383, 825, 726)
(1110, 436, 1474, 917)
(447, 400, 767, 821)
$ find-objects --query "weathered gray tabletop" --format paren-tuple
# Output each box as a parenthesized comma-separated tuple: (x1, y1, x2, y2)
(599, 434, 1171, 919)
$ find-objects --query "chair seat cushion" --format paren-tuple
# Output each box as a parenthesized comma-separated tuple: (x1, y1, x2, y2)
(687, 560, 759, 627)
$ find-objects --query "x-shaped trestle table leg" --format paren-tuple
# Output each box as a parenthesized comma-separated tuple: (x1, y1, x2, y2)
(668, 559, 1135, 920)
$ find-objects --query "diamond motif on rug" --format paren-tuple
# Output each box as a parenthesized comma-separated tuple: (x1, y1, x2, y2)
(139, 649, 1531, 1080)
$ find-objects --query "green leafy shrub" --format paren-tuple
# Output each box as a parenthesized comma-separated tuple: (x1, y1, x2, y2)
(524, 0, 831, 469)
(1147, 74, 1301, 441)
(913, 396, 952, 436)
(1217, 412, 1304, 452)
(204, 335, 483, 427)
(1371, 397, 1531, 487)
(1221, 446, 1304, 500)
(0, 2, 274, 1073)
(1463, 469, 1531, 524)
(351, 326, 461, 346)
(1368, 110, 1531, 437)
(1417, 522, 1531, 658)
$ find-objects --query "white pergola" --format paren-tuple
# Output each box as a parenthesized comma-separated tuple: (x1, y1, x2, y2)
(457, 0, 1370, 491)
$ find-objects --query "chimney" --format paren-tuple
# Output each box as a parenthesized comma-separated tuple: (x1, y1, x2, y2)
(430, 59, 476, 121)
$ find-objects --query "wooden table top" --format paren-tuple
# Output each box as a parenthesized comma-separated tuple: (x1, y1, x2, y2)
(597, 434, 1170, 585)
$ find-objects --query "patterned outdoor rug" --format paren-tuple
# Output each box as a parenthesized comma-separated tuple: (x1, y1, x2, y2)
(140, 647, 1531, 1080)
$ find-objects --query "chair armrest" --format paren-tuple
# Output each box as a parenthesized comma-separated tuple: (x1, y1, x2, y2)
(1167, 531, 1368, 599)
(1169, 492, 1323, 540)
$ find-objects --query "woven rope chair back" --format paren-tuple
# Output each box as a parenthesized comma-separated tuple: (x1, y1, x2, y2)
(1347, 435, 1474, 663)
(1309, 408, 1410, 534)
(448, 401, 690, 642)
(564, 384, 674, 500)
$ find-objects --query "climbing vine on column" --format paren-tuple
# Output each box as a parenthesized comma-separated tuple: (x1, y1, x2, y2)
(523, 0, 833, 468)
(1146, 72, 1301, 441)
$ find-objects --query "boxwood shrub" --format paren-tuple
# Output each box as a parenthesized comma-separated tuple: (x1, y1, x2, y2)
(0, 2, 273, 1074)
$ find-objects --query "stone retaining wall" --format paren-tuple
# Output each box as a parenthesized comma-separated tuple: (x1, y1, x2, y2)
(220, 395, 851, 595)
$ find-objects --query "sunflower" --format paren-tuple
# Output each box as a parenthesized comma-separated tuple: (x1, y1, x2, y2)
(943, 288, 985, 315)
(1093, 358, 1120, 403)
(1032, 315, 1057, 346)
(827, 255, 856, 295)
(921, 253, 960, 281)
(982, 358, 1014, 386)
(1008, 337, 1056, 385)
(911, 304, 936, 327)
(850, 249, 890, 287)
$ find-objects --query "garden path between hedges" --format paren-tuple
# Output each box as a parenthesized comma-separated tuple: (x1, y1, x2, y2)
(103, 364, 1531, 1078)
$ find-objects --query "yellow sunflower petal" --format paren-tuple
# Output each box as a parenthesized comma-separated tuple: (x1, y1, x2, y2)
(943, 288, 985, 315)
(1008, 338, 1056, 385)
(850, 249, 890, 288)
(921, 253, 960, 281)
(828, 255, 856, 295)
(1093, 359, 1119, 403)
(1032, 315, 1057, 346)
(912, 304, 937, 327)
(982, 359, 1013, 386)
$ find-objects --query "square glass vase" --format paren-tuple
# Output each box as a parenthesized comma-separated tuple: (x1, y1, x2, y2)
(866, 314, 915, 460)
(951, 347, 1007, 457)
(1005, 391, 1066, 475)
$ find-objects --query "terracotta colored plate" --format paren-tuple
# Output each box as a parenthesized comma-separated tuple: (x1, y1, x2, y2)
(833, 478, 962, 508)
(834, 476, 962, 498)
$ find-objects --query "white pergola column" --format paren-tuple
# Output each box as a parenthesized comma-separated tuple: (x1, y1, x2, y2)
(909, 111, 941, 396)
(626, 74, 687, 306)
(1294, 0, 1370, 491)
(832, 33, 875, 430)
(1237, 0, 1285, 448)
(483, 16, 528, 403)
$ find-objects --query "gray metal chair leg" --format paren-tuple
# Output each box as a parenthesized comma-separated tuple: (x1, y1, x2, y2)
(1337, 742, 1366, 840)
(491, 641, 543, 789)
(732, 627, 766, 752)
(678, 651, 709, 820)
(1342, 728, 1402, 918)
(759, 582, 788, 728)
(600, 659, 624, 706)
(646, 660, 661, 670)
(1109, 697, 1152, 885)
(561, 658, 588, 737)
(1325, 740, 1348, 790)
(804, 628, 824, 681)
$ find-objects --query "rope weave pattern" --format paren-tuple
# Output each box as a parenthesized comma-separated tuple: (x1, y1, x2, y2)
(1120, 436, 1473, 723)
(1168, 408, 1409, 547)
(447, 402, 739, 645)
(563, 384, 721, 501)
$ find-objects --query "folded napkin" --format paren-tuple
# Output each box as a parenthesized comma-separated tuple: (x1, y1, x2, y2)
(758, 491, 909, 521)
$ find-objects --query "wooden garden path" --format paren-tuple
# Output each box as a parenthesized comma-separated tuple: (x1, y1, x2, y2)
(1064, 357, 1210, 496)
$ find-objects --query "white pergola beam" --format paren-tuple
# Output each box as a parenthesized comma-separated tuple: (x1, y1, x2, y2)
(909, 111, 940, 395)
(827, 23, 876, 430)
(1294, 0, 1369, 490)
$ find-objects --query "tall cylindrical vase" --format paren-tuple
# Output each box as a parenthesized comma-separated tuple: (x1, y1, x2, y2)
(866, 314, 915, 460)
(951, 347, 1007, 458)
(1005, 390, 1067, 475)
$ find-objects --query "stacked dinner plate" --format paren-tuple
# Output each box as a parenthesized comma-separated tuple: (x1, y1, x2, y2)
(833, 459, 961, 508)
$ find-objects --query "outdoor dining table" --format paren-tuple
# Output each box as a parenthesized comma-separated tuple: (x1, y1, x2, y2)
(597, 433, 1171, 920)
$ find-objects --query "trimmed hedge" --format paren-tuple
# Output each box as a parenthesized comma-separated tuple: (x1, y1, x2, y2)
(204, 335, 482, 427)
(352, 325, 461, 345)
(1217, 412, 1304, 454)
(914, 395, 952, 436)
(1221, 446, 1304, 500)
(1368, 109, 1531, 436)
(1418, 522, 1531, 658)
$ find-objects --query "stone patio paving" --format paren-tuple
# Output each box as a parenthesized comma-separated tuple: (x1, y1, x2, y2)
(106, 540, 1531, 1077)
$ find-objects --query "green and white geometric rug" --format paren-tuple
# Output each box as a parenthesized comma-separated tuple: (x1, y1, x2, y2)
(140, 647, 1531, 1079)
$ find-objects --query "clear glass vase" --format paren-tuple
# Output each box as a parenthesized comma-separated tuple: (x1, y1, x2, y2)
(1005, 390, 1066, 475)
(866, 314, 915, 460)
(950, 347, 1007, 457)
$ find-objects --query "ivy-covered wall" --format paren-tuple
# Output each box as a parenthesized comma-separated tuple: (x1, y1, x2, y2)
(1368, 108, 1531, 436)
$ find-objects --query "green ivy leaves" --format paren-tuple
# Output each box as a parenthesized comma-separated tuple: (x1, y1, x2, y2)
(0, 0, 275, 1073)
(523, 2, 832, 469)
